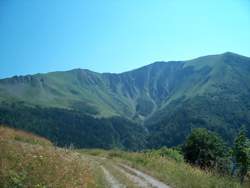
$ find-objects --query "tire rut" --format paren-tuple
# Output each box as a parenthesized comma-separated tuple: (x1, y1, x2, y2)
(116, 164, 171, 188)
(101, 165, 126, 188)
(113, 165, 151, 188)
(83, 155, 171, 188)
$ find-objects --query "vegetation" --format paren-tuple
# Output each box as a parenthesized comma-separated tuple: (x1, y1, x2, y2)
(181, 128, 250, 185)
(0, 126, 96, 187)
(183, 128, 229, 170)
(147, 93, 250, 148)
(1, 53, 250, 187)
(233, 127, 250, 184)
(83, 149, 247, 188)
(0, 103, 146, 150)
(0, 52, 250, 150)
(147, 147, 184, 162)
(1, 126, 250, 187)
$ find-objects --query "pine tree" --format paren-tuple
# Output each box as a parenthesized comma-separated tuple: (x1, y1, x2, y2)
(233, 127, 250, 184)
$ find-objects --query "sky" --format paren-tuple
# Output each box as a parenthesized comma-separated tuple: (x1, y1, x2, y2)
(0, 0, 250, 78)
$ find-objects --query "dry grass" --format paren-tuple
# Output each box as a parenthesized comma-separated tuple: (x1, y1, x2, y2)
(117, 152, 249, 188)
(83, 149, 248, 188)
(0, 126, 52, 146)
(0, 126, 95, 188)
(2, 127, 248, 188)
(118, 152, 240, 188)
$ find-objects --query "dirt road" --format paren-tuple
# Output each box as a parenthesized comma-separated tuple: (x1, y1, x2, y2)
(88, 155, 171, 188)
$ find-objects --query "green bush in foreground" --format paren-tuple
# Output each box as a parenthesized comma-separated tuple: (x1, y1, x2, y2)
(183, 128, 229, 170)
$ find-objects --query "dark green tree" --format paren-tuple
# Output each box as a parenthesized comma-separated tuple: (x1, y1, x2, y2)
(233, 127, 250, 184)
(183, 128, 227, 169)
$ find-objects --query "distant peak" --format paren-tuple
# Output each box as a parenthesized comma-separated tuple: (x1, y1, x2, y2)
(70, 68, 94, 73)
(220, 52, 248, 59)
(70, 68, 88, 72)
(222, 51, 238, 56)
(219, 52, 250, 61)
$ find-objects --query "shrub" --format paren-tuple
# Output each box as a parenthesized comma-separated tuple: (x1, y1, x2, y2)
(183, 128, 228, 169)
(149, 147, 184, 162)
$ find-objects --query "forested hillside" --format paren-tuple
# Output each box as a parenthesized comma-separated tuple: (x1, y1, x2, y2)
(0, 103, 146, 150)
(0, 52, 250, 149)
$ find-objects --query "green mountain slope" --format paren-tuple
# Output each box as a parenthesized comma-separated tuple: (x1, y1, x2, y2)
(147, 52, 250, 147)
(0, 52, 250, 148)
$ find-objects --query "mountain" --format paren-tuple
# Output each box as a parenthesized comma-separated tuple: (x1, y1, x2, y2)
(0, 52, 250, 149)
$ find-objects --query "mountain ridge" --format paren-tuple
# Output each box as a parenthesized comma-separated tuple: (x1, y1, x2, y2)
(1, 51, 250, 120)
(1, 51, 246, 79)
(0, 52, 250, 149)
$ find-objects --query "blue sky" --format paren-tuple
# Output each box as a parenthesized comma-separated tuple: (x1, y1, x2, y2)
(0, 0, 250, 78)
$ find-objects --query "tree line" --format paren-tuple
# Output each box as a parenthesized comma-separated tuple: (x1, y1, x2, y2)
(182, 127, 250, 184)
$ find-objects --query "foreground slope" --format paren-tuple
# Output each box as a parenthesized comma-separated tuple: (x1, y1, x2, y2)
(0, 126, 94, 187)
(0, 52, 250, 148)
(1, 127, 245, 188)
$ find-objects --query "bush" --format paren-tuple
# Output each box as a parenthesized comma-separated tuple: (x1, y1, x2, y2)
(183, 128, 228, 169)
(107, 150, 124, 159)
(148, 147, 184, 162)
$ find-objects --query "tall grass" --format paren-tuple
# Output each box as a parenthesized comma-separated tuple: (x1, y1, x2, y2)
(118, 152, 243, 188)
(84, 149, 248, 188)
(1, 126, 248, 188)
(0, 126, 95, 188)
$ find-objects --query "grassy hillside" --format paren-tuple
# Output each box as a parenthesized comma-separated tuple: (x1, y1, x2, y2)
(2, 52, 249, 121)
(147, 53, 250, 147)
(0, 126, 95, 187)
(0, 52, 250, 149)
